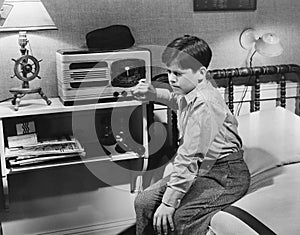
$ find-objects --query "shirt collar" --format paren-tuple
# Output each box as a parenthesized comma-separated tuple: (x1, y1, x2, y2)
(184, 79, 208, 104)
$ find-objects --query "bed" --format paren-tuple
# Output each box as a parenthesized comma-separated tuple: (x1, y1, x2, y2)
(151, 64, 300, 235)
(206, 64, 300, 235)
(208, 106, 300, 235)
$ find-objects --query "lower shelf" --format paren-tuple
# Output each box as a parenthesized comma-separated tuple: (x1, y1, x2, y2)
(7, 152, 140, 174)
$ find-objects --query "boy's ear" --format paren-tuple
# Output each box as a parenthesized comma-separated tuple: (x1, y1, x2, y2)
(199, 66, 207, 75)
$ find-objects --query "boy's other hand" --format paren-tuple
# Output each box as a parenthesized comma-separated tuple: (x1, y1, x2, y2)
(131, 79, 157, 101)
(153, 203, 175, 235)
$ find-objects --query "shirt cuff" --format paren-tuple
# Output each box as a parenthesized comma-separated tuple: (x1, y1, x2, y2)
(155, 88, 170, 102)
(162, 186, 185, 208)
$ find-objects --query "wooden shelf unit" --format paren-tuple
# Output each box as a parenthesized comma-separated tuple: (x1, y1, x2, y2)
(0, 97, 149, 209)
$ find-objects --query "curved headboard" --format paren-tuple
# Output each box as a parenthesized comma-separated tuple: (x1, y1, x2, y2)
(209, 64, 300, 80)
(208, 64, 300, 114)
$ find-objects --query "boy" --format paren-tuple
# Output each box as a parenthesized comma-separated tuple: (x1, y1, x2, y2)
(132, 35, 250, 235)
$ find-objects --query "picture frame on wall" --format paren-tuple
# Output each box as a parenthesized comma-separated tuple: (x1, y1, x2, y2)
(193, 0, 257, 11)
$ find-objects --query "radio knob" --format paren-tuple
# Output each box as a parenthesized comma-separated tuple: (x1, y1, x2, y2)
(121, 90, 128, 97)
(113, 91, 119, 97)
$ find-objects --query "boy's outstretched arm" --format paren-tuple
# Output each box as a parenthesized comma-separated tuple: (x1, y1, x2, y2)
(131, 79, 179, 110)
(131, 79, 157, 101)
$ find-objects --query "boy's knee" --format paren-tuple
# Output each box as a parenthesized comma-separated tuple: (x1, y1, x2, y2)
(173, 208, 192, 233)
(173, 209, 184, 228)
(134, 192, 146, 211)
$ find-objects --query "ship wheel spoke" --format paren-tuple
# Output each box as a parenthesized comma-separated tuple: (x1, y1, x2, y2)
(13, 55, 41, 82)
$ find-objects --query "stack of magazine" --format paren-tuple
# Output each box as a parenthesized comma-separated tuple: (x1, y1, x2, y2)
(5, 135, 85, 168)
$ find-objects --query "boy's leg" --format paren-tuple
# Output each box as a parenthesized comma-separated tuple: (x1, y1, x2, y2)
(134, 175, 170, 235)
(173, 158, 250, 234)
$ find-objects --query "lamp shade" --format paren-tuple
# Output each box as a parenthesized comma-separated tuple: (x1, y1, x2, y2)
(254, 33, 283, 57)
(0, 0, 57, 32)
(239, 28, 256, 50)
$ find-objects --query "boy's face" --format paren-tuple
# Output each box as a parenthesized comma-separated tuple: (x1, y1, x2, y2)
(166, 62, 206, 95)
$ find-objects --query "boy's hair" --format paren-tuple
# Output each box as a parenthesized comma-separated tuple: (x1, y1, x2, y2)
(161, 35, 212, 72)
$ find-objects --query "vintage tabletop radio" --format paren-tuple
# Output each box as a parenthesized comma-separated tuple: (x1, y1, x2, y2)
(56, 47, 151, 105)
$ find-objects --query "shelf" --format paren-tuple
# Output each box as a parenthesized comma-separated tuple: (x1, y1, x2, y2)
(7, 152, 140, 174)
(0, 97, 145, 118)
(0, 96, 149, 209)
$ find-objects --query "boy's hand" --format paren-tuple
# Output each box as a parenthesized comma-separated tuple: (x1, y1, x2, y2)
(131, 79, 157, 101)
(153, 203, 175, 235)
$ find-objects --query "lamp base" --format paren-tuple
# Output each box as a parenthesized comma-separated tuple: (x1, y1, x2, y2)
(9, 87, 51, 111)
(239, 28, 256, 50)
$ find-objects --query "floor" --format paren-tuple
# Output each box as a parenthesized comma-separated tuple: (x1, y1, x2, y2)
(0, 163, 138, 235)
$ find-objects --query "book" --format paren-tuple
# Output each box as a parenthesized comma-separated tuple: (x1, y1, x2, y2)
(8, 153, 83, 166)
(7, 133, 38, 148)
(5, 137, 84, 157)
(5, 136, 85, 167)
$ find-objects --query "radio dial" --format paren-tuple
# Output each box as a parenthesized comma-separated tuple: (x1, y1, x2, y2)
(121, 90, 128, 97)
(113, 91, 119, 97)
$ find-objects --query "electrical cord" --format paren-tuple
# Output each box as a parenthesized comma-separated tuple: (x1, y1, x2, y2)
(0, 94, 26, 103)
(28, 40, 34, 56)
(0, 97, 13, 103)
(236, 88, 248, 115)
(236, 51, 256, 116)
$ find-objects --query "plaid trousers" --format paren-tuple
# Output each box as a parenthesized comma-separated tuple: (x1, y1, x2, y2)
(134, 151, 250, 235)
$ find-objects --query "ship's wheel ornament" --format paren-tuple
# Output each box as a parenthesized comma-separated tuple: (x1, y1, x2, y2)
(12, 55, 41, 82)
(8, 31, 51, 111)
(10, 54, 51, 111)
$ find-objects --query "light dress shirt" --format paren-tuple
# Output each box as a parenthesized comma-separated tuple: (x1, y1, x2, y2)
(155, 79, 242, 208)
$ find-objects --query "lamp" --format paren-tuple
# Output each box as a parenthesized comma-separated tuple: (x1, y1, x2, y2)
(239, 28, 283, 67)
(236, 28, 283, 115)
(0, 0, 57, 110)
